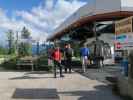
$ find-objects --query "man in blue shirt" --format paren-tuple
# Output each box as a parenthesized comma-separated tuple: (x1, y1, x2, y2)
(80, 44, 89, 72)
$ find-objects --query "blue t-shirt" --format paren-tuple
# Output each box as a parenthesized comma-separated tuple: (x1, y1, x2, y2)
(80, 47, 89, 57)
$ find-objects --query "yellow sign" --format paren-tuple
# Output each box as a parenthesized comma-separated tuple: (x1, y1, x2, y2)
(115, 16, 133, 35)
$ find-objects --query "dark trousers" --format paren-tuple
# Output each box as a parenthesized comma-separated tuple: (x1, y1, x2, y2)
(53, 60, 63, 77)
(65, 58, 72, 73)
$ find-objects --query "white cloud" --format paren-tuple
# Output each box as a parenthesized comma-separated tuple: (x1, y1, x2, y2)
(0, 0, 86, 43)
(121, 0, 133, 7)
(45, 0, 53, 10)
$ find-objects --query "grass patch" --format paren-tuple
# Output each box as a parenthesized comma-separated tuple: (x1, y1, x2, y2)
(0, 57, 18, 70)
(0, 55, 52, 71)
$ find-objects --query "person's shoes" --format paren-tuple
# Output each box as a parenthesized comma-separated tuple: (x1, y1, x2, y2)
(54, 76, 56, 78)
(60, 75, 64, 77)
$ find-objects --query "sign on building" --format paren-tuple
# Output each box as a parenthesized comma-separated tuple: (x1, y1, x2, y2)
(115, 16, 133, 50)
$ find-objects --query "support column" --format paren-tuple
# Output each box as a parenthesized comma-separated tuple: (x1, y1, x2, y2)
(93, 22, 101, 68)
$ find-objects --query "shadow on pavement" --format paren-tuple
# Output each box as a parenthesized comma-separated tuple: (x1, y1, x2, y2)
(11, 85, 121, 100)
(74, 68, 109, 83)
(24, 71, 51, 75)
(8, 71, 55, 80)
(59, 85, 121, 100)
(9, 75, 55, 80)
(9, 71, 76, 80)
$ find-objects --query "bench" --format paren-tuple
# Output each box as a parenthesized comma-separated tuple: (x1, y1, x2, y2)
(16, 56, 39, 71)
(17, 60, 34, 71)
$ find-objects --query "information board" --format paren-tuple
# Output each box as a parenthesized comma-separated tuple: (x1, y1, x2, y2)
(115, 16, 133, 50)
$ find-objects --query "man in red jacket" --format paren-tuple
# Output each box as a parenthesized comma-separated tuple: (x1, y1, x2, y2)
(52, 47, 64, 78)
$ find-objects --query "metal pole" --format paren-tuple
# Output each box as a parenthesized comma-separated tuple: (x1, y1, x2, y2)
(36, 41, 39, 55)
(93, 22, 98, 40)
(93, 22, 100, 68)
(16, 31, 19, 56)
(93, 22, 97, 56)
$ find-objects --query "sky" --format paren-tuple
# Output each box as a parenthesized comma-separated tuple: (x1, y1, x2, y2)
(0, 0, 88, 45)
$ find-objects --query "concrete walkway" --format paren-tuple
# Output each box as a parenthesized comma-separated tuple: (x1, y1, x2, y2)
(0, 71, 122, 100)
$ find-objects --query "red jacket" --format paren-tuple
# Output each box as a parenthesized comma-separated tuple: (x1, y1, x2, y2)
(52, 49, 61, 61)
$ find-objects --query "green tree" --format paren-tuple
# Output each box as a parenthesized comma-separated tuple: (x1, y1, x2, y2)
(0, 46, 7, 55)
(21, 27, 31, 39)
(6, 30, 15, 54)
(18, 27, 32, 56)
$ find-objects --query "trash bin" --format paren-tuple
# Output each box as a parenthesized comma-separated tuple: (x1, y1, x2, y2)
(122, 58, 128, 76)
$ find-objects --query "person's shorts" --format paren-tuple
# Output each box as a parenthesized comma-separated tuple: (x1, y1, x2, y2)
(81, 56, 88, 60)
(81, 56, 88, 64)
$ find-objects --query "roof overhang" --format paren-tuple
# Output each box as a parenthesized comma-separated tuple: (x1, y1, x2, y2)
(47, 0, 133, 41)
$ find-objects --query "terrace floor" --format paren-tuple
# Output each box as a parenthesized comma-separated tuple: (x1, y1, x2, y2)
(0, 67, 122, 100)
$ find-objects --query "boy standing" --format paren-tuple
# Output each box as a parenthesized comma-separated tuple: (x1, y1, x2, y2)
(64, 44, 73, 73)
(52, 47, 64, 78)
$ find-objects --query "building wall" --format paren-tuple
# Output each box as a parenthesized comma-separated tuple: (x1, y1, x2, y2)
(54, 0, 133, 35)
